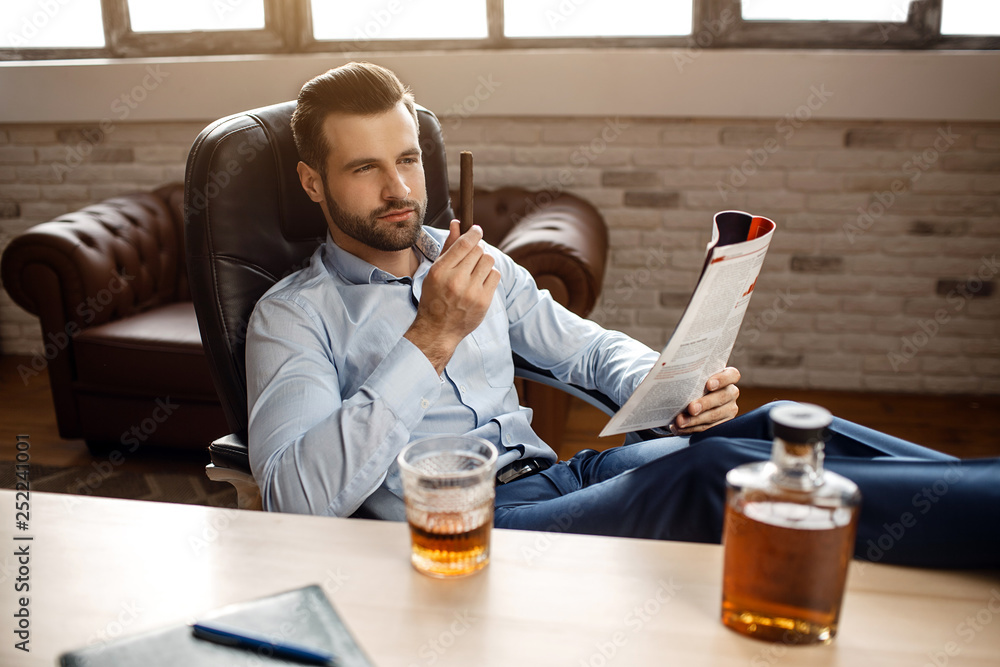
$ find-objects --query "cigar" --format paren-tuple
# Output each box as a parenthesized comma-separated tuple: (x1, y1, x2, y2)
(459, 151, 474, 233)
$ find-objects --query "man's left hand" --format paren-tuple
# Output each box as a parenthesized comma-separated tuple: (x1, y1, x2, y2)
(669, 367, 741, 435)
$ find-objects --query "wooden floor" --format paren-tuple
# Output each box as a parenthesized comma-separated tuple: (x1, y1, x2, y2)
(1, 355, 998, 482)
(0, 355, 214, 474)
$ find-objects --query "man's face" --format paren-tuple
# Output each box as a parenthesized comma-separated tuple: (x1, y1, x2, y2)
(312, 102, 426, 253)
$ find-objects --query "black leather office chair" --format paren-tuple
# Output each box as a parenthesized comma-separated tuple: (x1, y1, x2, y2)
(184, 101, 615, 516)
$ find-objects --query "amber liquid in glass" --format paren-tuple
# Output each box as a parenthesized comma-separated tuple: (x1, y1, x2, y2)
(722, 500, 857, 645)
(407, 507, 492, 578)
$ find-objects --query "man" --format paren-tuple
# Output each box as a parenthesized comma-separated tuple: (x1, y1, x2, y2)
(246, 62, 998, 569)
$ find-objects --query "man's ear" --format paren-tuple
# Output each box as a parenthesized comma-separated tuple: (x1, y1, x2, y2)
(297, 161, 325, 204)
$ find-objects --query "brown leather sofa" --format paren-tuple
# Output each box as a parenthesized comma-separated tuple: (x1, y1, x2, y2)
(2, 179, 608, 455)
(1, 184, 228, 452)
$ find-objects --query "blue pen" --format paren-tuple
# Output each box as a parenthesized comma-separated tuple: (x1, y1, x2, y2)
(192, 621, 337, 665)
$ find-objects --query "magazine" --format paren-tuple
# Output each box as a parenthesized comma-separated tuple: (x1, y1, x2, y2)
(600, 210, 776, 437)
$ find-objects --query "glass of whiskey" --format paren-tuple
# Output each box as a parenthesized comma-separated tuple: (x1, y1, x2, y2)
(398, 435, 498, 578)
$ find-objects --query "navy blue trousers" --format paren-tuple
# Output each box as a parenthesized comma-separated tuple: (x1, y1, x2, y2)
(494, 401, 1000, 569)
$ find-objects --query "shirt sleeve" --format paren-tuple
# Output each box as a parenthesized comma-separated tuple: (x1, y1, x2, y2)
(493, 248, 659, 410)
(246, 294, 443, 517)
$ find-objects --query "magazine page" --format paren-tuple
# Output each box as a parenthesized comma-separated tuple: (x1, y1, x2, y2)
(599, 211, 776, 437)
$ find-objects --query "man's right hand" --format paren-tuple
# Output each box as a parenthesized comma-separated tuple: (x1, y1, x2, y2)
(404, 220, 501, 373)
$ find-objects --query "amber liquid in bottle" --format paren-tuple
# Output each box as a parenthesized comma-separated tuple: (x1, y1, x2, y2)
(721, 404, 861, 645)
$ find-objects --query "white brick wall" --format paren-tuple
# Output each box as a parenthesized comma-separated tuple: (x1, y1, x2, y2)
(1, 116, 998, 394)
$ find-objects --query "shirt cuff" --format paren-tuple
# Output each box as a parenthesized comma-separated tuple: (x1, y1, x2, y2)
(363, 337, 443, 430)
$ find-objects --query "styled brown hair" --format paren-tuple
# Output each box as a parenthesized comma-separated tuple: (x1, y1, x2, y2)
(291, 62, 417, 176)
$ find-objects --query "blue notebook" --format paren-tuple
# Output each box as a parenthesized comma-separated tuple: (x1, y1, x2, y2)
(59, 585, 374, 666)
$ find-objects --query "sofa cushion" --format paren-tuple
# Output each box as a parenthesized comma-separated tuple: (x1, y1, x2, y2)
(73, 301, 219, 400)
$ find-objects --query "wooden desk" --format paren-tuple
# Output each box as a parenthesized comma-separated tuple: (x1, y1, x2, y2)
(2, 490, 998, 666)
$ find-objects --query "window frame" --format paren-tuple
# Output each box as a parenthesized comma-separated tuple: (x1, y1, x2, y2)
(0, 0, 996, 61)
(709, 0, 1000, 50)
(1, 0, 301, 60)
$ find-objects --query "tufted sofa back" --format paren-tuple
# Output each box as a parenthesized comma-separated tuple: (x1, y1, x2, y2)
(2, 183, 189, 330)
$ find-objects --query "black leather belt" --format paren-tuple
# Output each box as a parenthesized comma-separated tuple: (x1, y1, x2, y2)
(496, 458, 552, 485)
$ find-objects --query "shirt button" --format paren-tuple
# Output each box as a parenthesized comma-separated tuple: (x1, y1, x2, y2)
(420, 399, 429, 409)
(460, 385, 467, 393)
(506, 434, 513, 443)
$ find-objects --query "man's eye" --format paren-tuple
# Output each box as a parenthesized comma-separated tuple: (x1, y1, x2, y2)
(355, 164, 374, 173)
(401, 157, 420, 165)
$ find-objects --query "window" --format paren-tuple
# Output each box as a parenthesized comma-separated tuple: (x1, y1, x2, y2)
(128, 0, 266, 33)
(0, 0, 996, 60)
(310, 0, 487, 42)
(504, 0, 692, 38)
(941, 0, 1000, 36)
(712, 0, 999, 49)
(740, 1, 915, 23)
(0, 0, 104, 49)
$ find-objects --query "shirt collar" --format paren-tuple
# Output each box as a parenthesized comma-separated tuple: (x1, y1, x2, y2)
(322, 227, 444, 285)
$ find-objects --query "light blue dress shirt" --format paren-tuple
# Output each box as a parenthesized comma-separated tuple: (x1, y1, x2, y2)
(246, 226, 658, 516)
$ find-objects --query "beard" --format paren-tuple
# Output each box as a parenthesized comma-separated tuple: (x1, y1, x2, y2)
(323, 182, 426, 253)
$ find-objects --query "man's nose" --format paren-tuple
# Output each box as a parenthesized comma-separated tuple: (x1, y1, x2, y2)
(383, 168, 411, 200)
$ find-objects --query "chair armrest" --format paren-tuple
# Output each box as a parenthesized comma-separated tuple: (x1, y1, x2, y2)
(513, 356, 664, 444)
(0, 185, 186, 328)
(208, 432, 251, 473)
(209, 432, 405, 520)
(205, 463, 262, 511)
(514, 355, 618, 417)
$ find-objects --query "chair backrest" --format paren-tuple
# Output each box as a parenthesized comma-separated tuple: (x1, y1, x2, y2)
(184, 101, 454, 437)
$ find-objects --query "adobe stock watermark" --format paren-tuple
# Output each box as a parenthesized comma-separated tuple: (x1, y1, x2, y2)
(516, 117, 630, 222)
(594, 243, 669, 321)
(51, 64, 170, 180)
(887, 254, 998, 371)
(673, 8, 737, 73)
(717, 84, 834, 202)
(859, 461, 965, 569)
(578, 578, 681, 667)
(749, 630, 799, 667)
(320, 567, 351, 596)
(78, 600, 145, 663)
(922, 588, 1000, 667)
(874, 2, 911, 44)
(407, 611, 478, 667)
(188, 506, 240, 556)
(843, 125, 960, 245)
(17, 271, 135, 385)
(544, 0, 588, 30)
(732, 288, 798, 358)
(518, 501, 585, 565)
(186, 131, 269, 215)
(4, 0, 72, 47)
(443, 74, 501, 131)
(67, 396, 180, 498)
(213, 0, 251, 21)
(339, 0, 404, 51)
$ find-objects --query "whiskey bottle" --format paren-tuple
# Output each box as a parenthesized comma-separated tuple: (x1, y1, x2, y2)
(721, 403, 861, 645)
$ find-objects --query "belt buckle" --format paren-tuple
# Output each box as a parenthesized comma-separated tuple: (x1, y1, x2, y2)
(496, 460, 538, 485)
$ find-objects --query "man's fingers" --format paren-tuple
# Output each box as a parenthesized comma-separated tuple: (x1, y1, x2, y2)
(439, 224, 483, 267)
(688, 384, 739, 416)
(478, 266, 501, 299)
(674, 401, 739, 433)
(707, 366, 741, 392)
(440, 219, 462, 256)
(469, 247, 497, 283)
